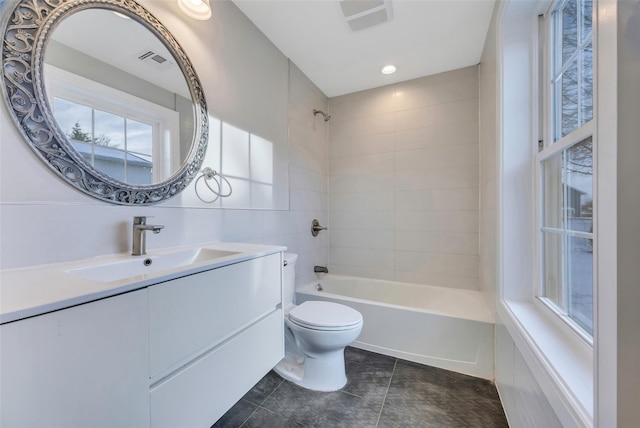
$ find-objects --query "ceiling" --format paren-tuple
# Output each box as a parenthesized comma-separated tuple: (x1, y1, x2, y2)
(232, 0, 496, 98)
(50, 9, 190, 98)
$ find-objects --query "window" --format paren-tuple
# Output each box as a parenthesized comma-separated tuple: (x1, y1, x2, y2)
(538, 0, 594, 337)
(45, 65, 180, 185)
(54, 97, 154, 184)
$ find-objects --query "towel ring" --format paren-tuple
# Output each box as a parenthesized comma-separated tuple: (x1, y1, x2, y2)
(195, 167, 233, 203)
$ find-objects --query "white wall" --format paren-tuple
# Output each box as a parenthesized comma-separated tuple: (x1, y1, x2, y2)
(596, 1, 640, 425)
(479, 3, 499, 316)
(0, 1, 327, 287)
(327, 67, 480, 290)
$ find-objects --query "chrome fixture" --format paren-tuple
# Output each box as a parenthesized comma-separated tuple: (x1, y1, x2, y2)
(313, 109, 331, 122)
(195, 167, 233, 203)
(316, 283, 324, 291)
(132, 216, 164, 256)
(314, 266, 329, 273)
(311, 219, 327, 237)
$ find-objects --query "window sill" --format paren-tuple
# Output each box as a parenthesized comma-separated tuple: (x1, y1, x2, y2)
(498, 299, 593, 427)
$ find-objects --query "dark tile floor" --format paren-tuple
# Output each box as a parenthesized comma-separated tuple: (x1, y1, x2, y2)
(212, 347, 509, 428)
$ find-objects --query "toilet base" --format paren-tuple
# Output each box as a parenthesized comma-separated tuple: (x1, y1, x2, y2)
(274, 350, 347, 392)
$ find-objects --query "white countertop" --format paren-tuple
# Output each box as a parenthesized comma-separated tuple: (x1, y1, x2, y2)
(0, 242, 285, 324)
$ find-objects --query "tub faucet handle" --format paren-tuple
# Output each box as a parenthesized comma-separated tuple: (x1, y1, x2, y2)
(311, 219, 327, 237)
(314, 266, 329, 273)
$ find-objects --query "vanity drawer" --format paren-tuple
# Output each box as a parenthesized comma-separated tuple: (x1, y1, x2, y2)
(148, 253, 281, 379)
(150, 309, 283, 428)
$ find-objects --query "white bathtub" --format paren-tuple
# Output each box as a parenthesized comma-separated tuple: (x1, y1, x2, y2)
(296, 275, 495, 379)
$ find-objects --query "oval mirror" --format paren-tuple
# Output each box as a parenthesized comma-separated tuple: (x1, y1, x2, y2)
(1, 0, 208, 204)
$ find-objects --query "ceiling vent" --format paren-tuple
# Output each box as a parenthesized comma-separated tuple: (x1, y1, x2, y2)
(135, 48, 175, 71)
(339, 0, 393, 32)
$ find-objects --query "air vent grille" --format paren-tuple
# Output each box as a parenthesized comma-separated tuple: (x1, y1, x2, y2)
(339, 0, 393, 32)
(135, 48, 175, 71)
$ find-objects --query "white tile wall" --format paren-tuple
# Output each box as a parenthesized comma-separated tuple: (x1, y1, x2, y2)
(328, 66, 480, 290)
(495, 324, 563, 428)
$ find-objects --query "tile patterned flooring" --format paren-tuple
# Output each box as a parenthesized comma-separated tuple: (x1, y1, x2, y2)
(212, 347, 509, 428)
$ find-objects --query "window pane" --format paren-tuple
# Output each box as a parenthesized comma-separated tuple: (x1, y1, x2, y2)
(561, 0, 578, 65)
(94, 109, 124, 149)
(561, 58, 579, 137)
(566, 137, 592, 231)
(580, 40, 593, 125)
(543, 232, 564, 308)
(55, 98, 92, 144)
(126, 119, 153, 157)
(94, 110, 125, 180)
(567, 236, 593, 335)
(543, 152, 563, 228)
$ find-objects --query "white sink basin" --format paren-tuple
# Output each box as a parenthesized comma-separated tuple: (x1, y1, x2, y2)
(66, 248, 240, 282)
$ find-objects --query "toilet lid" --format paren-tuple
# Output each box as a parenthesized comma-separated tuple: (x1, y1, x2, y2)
(288, 301, 362, 330)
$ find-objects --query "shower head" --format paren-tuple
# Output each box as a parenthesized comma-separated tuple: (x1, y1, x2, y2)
(313, 109, 331, 122)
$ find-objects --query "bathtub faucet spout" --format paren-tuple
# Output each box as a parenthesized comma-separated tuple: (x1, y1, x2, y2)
(314, 266, 329, 273)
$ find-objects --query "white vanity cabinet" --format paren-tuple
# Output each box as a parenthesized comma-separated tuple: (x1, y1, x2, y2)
(0, 249, 284, 428)
(148, 253, 284, 427)
(0, 290, 150, 428)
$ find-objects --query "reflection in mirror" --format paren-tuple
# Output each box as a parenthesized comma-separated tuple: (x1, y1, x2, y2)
(179, 116, 276, 209)
(44, 9, 194, 185)
(1, 0, 208, 204)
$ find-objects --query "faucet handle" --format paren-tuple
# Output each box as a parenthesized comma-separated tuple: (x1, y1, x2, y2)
(133, 216, 153, 225)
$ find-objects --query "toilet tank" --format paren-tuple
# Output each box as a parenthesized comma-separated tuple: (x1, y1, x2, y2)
(283, 253, 298, 307)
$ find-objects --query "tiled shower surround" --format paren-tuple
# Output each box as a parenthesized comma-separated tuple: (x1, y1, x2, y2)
(328, 66, 480, 291)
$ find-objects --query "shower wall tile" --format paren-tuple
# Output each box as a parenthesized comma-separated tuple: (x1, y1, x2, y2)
(330, 210, 394, 231)
(395, 188, 479, 212)
(328, 264, 396, 281)
(328, 85, 396, 123)
(395, 251, 480, 279)
(289, 143, 326, 175)
(329, 192, 394, 212)
(394, 120, 479, 151)
(329, 132, 394, 158)
(329, 112, 395, 141)
(329, 229, 395, 251)
(329, 152, 394, 176)
(394, 75, 479, 112)
(395, 167, 479, 191)
(328, 66, 480, 290)
(394, 143, 479, 171)
(289, 165, 325, 193)
(395, 231, 479, 255)
(329, 247, 394, 271)
(394, 210, 479, 233)
(329, 172, 395, 194)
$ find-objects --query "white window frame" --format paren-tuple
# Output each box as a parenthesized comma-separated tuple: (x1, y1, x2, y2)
(496, 1, 596, 425)
(44, 65, 180, 182)
(534, 0, 596, 344)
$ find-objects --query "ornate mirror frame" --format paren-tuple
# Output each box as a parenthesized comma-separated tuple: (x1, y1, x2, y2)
(1, 0, 208, 204)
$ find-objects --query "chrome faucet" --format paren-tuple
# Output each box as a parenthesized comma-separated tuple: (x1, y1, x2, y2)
(132, 216, 164, 256)
(314, 266, 329, 273)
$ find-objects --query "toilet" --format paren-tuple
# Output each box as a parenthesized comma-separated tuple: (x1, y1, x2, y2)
(274, 253, 363, 392)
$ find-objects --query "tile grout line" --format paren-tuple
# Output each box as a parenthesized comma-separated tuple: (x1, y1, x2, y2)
(374, 358, 398, 428)
(238, 377, 285, 427)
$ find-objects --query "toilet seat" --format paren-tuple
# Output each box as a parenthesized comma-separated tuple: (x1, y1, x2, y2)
(288, 301, 363, 331)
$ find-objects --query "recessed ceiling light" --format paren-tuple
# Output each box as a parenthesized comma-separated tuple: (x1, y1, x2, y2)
(177, 0, 212, 20)
(381, 65, 397, 75)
